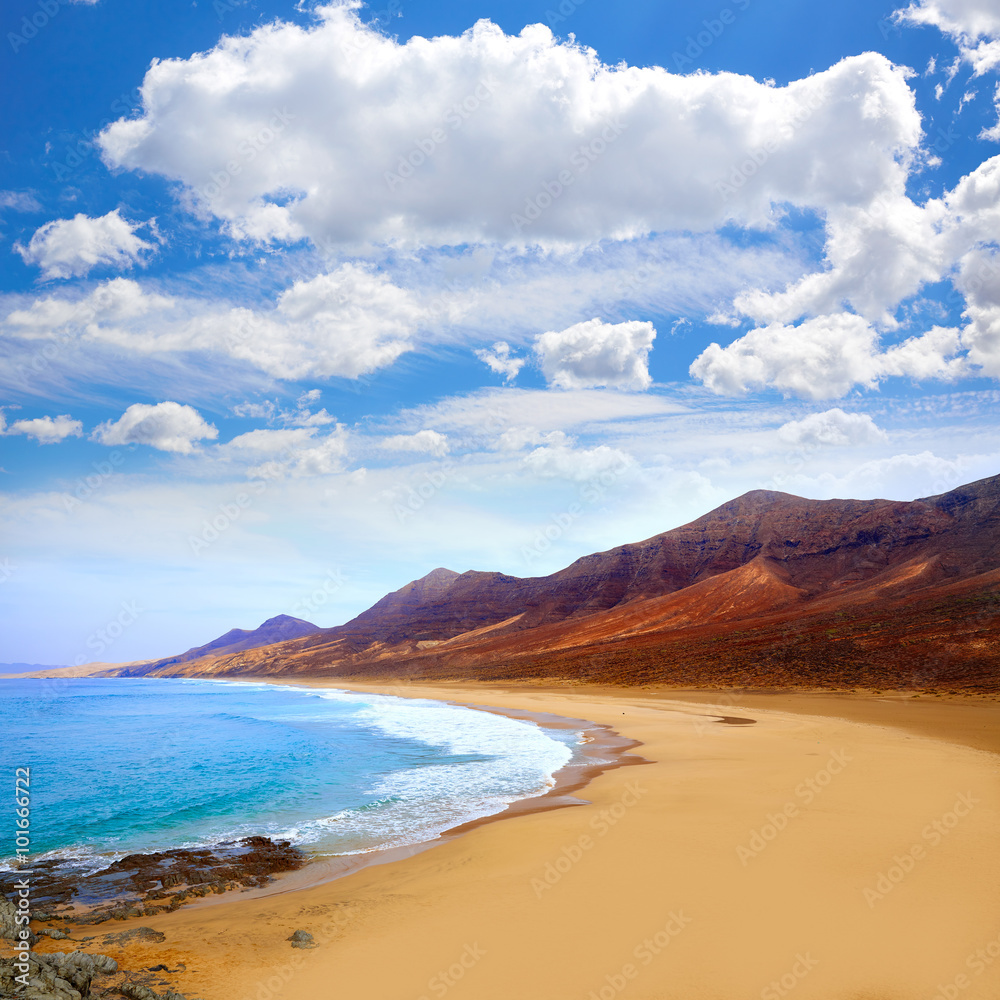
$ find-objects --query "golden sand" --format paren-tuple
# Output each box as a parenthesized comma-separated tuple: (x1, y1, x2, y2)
(54, 685, 1000, 1000)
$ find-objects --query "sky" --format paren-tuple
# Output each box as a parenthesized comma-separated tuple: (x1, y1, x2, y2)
(1, 0, 999, 665)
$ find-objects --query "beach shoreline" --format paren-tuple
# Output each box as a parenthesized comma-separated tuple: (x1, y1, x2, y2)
(183, 684, 649, 907)
(15, 681, 1000, 1000)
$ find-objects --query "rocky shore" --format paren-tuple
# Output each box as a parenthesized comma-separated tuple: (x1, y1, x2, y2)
(0, 836, 305, 923)
(0, 837, 306, 999)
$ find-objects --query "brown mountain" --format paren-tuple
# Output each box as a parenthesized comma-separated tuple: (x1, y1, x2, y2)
(127, 614, 320, 673)
(114, 474, 1000, 691)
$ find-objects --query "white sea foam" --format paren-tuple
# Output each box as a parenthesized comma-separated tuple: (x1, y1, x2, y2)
(273, 689, 574, 854)
(4, 679, 581, 866)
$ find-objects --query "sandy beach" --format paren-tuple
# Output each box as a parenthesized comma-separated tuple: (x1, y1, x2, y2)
(32, 684, 1000, 1000)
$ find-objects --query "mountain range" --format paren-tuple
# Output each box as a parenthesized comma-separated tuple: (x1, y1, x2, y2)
(107, 473, 1000, 691)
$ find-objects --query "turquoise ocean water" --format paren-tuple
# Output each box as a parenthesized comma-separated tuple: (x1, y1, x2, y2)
(0, 677, 580, 871)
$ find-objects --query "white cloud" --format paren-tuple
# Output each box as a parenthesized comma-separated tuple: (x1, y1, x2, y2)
(99, 7, 921, 247)
(522, 442, 633, 482)
(144, 263, 419, 380)
(691, 315, 882, 399)
(772, 449, 997, 503)
(92, 401, 218, 453)
(380, 430, 450, 457)
(14, 210, 157, 280)
(982, 83, 1000, 141)
(2, 265, 422, 382)
(232, 400, 278, 420)
(730, 195, 949, 328)
(895, 1, 1000, 74)
(396, 387, 687, 438)
(6, 414, 83, 444)
(497, 428, 571, 451)
(535, 318, 656, 390)
(475, 341, 525, 382)
(881, 325, 968, 379)
(232, 395, 336, 428)
(225, 424, 350, 478)
(691, 314, 971, 399)
(0, 191, 42, 213)
(777, 409, 889, 448)
(225, 427, 317, 454)
(219, 265, 421, 379)
(957, 246, 1000, 376)
(4, 278, 174, 337)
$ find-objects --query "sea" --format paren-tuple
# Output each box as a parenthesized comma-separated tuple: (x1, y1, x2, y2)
(0, 677, 582, 873)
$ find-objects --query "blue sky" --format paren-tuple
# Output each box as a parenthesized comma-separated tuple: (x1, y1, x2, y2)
(2, 0, 999, 664)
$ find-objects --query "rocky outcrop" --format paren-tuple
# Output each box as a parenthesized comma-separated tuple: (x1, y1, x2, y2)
(0, 949, 197, 1000)
(0, 837, 305, 921)
(0, 951, 117, 1000)
(1, 892, 35, 946)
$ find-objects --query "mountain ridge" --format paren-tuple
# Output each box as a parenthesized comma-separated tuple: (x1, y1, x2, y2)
(144, 614, 321, 670)
(110, 474, 1000, 690)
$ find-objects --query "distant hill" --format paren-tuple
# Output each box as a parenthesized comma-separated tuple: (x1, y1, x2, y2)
(0, 662, 72, 674)
(105, 475, 1000, 691)
(121, 615, 320, 674)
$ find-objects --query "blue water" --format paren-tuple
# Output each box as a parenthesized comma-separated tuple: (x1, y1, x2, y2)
(0, 678, 579, 870)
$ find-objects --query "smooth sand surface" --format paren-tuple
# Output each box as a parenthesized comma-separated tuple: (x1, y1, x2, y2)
(61, 684, 1000, 1000)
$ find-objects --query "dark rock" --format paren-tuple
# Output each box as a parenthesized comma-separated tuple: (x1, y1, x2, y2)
(0, 950, 119, 999)
(0, 837, 306, 924)
(287, 929, 315, 949)
(118, 985, 159, 1000)
(102, 927, 165, 946)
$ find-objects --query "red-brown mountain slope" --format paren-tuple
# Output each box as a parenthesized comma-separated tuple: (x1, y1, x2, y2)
(118, 474, 1000, 690)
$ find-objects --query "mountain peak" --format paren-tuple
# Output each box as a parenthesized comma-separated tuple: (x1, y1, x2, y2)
(421, 567, 460, 584)
(258, 614, 312, 628)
